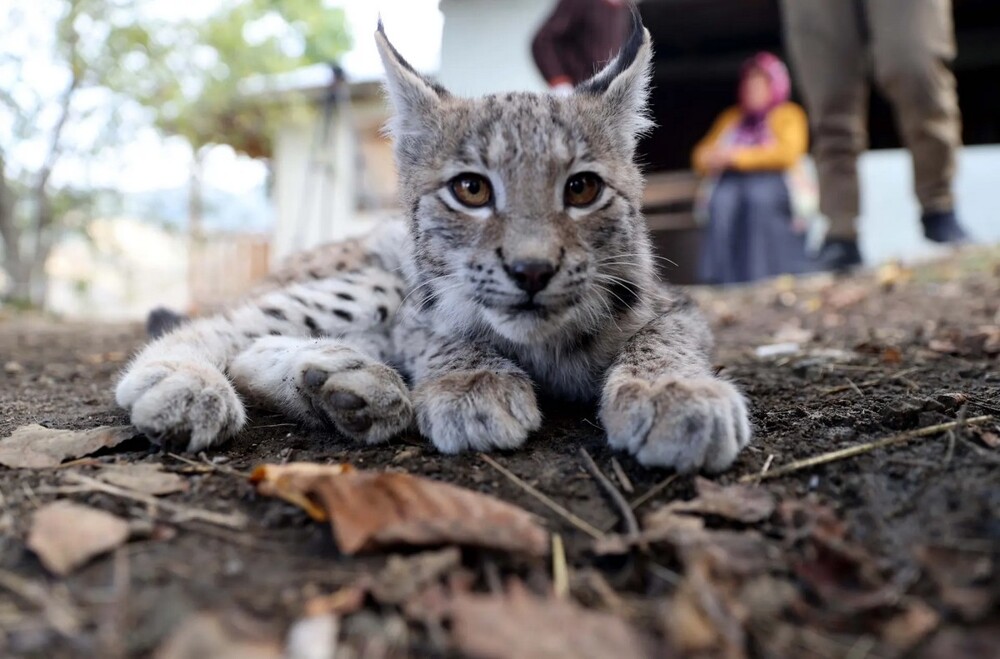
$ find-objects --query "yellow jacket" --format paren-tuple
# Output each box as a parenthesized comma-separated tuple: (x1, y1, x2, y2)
(692, 102, 808, 176)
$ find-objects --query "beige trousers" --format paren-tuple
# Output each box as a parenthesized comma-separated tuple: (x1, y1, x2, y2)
(779, 0, 961, 239)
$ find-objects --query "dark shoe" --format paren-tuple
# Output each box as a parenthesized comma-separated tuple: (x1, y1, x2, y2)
(922, 210, 968, 244)
(815, 239, 862, 272)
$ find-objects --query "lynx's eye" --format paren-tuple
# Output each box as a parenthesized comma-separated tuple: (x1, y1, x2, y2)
(449, 173, 492, 208)
(565, 172, 604, 208)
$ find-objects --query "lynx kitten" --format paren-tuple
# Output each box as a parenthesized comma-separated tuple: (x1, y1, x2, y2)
(114, 13, 751, 472)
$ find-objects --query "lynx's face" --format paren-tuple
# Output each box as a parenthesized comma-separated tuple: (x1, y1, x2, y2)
(376, 13, 655, 344)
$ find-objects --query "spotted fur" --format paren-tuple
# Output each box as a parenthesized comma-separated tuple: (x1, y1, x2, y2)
(113, 11, 751, 472)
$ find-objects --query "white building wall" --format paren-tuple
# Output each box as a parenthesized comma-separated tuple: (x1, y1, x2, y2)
(438, 0, 557, 96)
(272, 106, 359, 264)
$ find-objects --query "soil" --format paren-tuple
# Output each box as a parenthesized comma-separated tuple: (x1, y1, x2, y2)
(1, 247, 998, 658)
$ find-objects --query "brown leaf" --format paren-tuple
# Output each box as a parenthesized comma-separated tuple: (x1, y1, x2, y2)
(599, 511, 777, 577)
(27, 501, 130, 575)
(96, 464, 188, 496)
(917, 546, 996, 622)
(664, 477, 776, 523)
(927, 339, 959, 354)
(779, 500, 887, 612)
(664, 557, 747, 659)
(918, 626, 1000, 659)
(449, 581, 659, 659)
(251, 463, 549, 556)
(979, 430, 1000, 449)
(303, 586, 367, 617)
(154, 611, 281, 659)
(371, 547, 462, 605)
(881, 600, 939, 652)
(0, 424, 136, 468)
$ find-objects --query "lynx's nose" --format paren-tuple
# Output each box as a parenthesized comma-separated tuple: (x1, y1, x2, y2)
(506, 259, 556, 295)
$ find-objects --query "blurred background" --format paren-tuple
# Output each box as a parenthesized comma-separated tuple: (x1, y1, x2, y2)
(1, 0, 998, 320)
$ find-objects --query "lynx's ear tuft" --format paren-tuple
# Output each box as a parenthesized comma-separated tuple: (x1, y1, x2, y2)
(577, 5, 654, 150)
(375, 21, 449, 137)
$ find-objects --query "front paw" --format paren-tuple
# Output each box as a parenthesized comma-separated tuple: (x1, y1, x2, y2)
(600, 377, 751, 473)
(413, 371, 542, 453)
(296, 354, 413, 444)
(116, 361, 246, 452)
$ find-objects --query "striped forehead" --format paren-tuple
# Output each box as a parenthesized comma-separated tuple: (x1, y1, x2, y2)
(455, 94, 587, 169)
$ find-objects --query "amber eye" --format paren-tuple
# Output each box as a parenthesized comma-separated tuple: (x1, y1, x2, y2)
(565, 172, 603, 208)
(449, 173, 493, 208)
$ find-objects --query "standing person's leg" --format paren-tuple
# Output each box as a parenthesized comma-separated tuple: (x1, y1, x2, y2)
(779, 0, 867, 268)
(699, 174, 743, 285)
(867, 0, 968, 243)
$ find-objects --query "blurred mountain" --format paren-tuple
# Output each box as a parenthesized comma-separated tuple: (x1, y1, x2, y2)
(121, 184, 272, 233)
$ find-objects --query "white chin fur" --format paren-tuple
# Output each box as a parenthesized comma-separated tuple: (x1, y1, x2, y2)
(481, 307, 569, 344)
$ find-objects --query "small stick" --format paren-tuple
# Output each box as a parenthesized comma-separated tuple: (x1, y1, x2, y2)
(551, 534, 569, 600)
(579, 449, 640, 540)
(479, 454, 603, 539)
(823, 367, 921, 395)
(628, 474, 679, 511)
(738, 415, 993, 483)
(609, 457, 634, 494)
(0, 568, 80, 636)
(749, 454, 776, 485)
(64, 472, 248, 529)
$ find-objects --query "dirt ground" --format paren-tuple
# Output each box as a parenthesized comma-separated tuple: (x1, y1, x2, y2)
(1, 247, 998, 658)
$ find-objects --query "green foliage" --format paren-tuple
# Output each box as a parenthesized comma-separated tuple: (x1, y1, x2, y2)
(124, 0, 352, 158)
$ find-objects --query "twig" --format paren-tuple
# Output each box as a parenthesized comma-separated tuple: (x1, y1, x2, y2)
(579, 449, 640, 540)
(738, 415, 993, 483)
(750, 454, 775, 485)
(609, 457, 634, 494)
(551, 534, 568, 600)
(628, 474, 679, 511)
(63, 472, 248, 529)
(479, 454, 603, 539)
(166, 452, 249, 478)
(823, 367, 921, 395)
(0, 568, 80, 636)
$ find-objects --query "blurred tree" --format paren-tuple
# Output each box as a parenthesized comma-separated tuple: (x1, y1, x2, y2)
(0, 0, 350, 306)
(125, 0, 350, 236)
(0, 0, 152, 306)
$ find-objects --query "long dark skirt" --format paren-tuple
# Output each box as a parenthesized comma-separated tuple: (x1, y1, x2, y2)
(698, 171, 811, 285)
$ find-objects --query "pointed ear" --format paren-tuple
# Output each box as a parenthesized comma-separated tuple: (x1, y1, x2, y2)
(577, 7, 654, 148)
(375, 20, 449, 137)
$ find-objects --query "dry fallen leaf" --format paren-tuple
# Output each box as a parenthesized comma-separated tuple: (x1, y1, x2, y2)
(449, 580, 658, 659)
(96, 464, 188, 496)
(27, 501, 130, 575)
(371, 547, 462, 605)
(664, 477, 776, 523)
(154, 611, 281, 659)
(880, 600, 940, 652)
(251, 463, 549, 556)
(917, 546, 996, 622)
(978, 430, 1000, 449)
(664, 557, 747, 659)
(0, 424, 136, 469)
(303, 586, 367, 618)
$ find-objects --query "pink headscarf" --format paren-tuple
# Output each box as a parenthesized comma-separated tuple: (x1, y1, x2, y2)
(732, 52, 792, 146)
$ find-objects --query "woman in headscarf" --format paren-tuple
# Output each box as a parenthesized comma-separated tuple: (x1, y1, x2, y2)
(692, 52, 812, 285)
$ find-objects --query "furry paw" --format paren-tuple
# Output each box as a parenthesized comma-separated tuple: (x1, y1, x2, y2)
(414, 371, 542, 453)
(600, 376, 751, 473)
(294, 352, 413, 444)
(116, 361, 246, 452)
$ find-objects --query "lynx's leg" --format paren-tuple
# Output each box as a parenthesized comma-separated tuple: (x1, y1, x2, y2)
(230, 335, 412, 443)
(117, 265, 405, 452)
(394, 314, 542, 453)
(599, 297, 752, 473)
